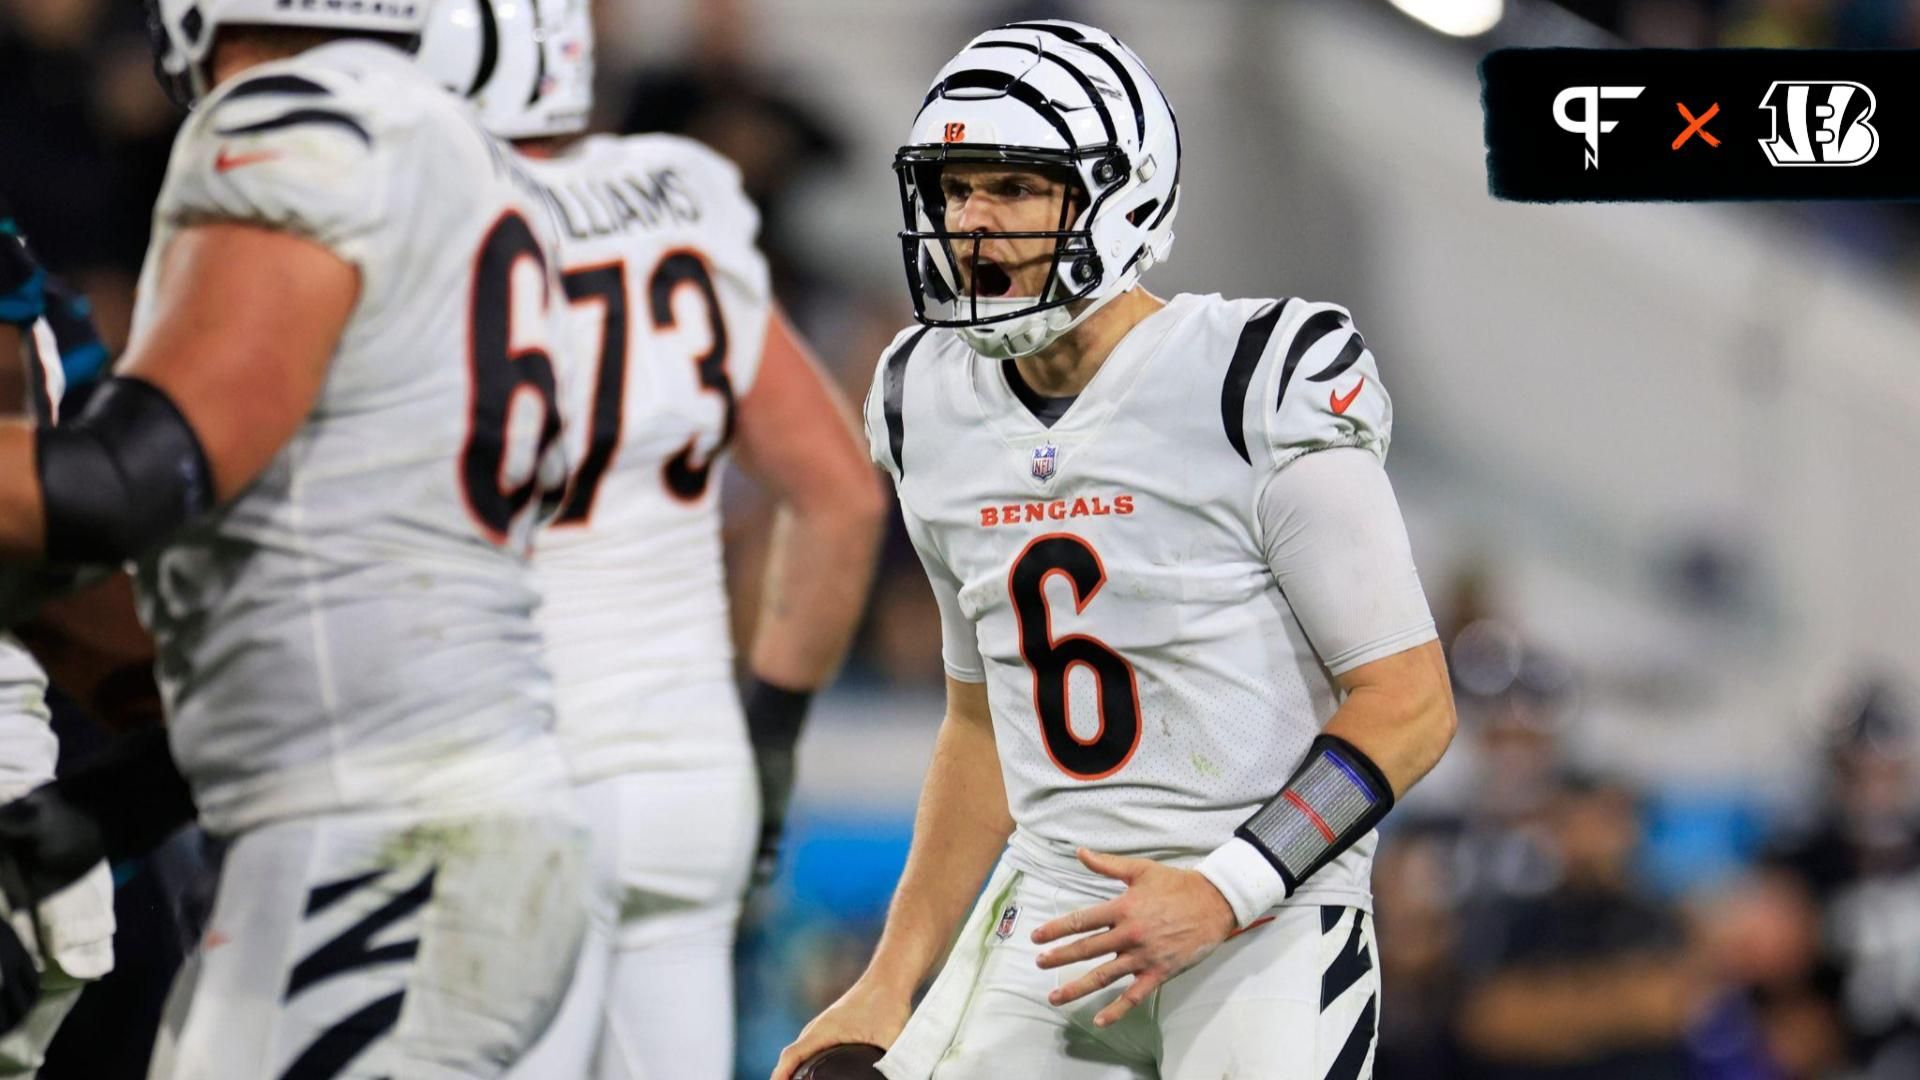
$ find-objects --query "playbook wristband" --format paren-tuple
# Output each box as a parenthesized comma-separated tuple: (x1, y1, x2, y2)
(1198, 734, 1395, 927)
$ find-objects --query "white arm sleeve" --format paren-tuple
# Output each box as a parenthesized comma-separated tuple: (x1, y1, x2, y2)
(1260, 447, 1436, 674)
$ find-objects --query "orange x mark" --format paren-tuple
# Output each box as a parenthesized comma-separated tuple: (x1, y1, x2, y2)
(1673, 102, 1721, 149)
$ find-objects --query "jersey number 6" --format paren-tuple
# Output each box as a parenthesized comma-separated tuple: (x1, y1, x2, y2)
(1008, 534, 1143, 781)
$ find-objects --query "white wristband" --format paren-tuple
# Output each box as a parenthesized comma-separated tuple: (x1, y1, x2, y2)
(1195, 836, 1290, 929)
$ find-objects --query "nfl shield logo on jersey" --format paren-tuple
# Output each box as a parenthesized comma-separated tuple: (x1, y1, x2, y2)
(995, 904, 1020, 942)
(1031, 444, 1058, 482)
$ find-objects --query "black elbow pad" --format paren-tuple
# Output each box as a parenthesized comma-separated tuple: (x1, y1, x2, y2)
(36, 377, 214, 563)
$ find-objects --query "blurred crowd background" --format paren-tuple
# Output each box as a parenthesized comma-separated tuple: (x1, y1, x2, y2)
(5, 0, 1920, 1077)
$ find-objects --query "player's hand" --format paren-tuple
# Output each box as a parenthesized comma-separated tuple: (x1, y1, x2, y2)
(1031, 847, 1238, 1028)
(770, 976, 911, 1080)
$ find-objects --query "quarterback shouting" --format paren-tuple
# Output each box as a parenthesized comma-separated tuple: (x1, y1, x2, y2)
(779, 19, 1455, 1080)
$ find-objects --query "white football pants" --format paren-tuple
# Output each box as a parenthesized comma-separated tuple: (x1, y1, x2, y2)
(878, 854, 1381, 1080)
(507, 763, 757, 1080)
(147, 798, 590, 1080)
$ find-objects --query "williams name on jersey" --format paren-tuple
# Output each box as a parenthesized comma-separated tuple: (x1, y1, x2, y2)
(521, 133, 773, 783)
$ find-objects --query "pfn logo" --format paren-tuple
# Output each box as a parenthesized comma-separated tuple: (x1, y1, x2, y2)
(1758, 82, 1878, 166)
(1553, 86, 1645, 169)
(943, 122, 967, 143)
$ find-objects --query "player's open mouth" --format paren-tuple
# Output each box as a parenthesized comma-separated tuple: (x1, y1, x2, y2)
(969, 257, 1014, 298)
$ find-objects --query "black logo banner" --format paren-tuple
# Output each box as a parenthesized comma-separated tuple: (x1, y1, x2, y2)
(1482, 49, 1920, 202)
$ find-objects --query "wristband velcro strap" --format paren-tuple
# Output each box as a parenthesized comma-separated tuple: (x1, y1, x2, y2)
(1234, 734, 1394, 895)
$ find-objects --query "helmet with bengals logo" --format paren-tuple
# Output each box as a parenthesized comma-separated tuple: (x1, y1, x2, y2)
(146, 0, 432, 106)
(417, 0, 594, 140)
(896, 20, 1180, 359)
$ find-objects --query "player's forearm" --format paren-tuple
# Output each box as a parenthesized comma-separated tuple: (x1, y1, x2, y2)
(748, 492, 883, 690)
(864, 700, 1013, 996)
(0, 422, 46, 559)
(1323, 640, 1455, 799)
(1198, 640, 1455, 925)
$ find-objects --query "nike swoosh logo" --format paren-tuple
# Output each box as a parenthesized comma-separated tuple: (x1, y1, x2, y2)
(214, 147, 281, 173)
(1330, 375, 1366, 416)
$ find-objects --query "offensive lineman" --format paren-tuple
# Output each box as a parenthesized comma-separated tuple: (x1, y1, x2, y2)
(0, 1, 594, 1075)
(418, 2, 884, 1076)
(778, 21, 1455, 1080)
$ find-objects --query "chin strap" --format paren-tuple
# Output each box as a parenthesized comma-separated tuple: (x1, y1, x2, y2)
(969, 269, 1143, 360)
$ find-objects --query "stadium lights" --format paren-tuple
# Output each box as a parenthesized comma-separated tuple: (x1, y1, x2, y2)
(1388, 0, 1504, 37)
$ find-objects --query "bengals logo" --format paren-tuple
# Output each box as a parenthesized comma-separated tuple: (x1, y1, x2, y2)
(1758, 81, 1879, 167)
(943, 121, 966, 143)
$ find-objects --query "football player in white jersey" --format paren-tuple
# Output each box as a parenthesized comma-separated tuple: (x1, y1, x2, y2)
(0, 3, 597, 1076)
(0, 208, 115, 1079)
(418, 2, 884, 1077)
(777, 21, 1457, 1080)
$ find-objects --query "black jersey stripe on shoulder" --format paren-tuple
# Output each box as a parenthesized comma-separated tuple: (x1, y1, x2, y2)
(1306, 331, 1366, 383)
(1220, 299, 1290, 465)
(1274, 308, 1350, 413)
(883, 327, 935, 477)
(215, 108, 371, 146)
(222, 74, 331, 101)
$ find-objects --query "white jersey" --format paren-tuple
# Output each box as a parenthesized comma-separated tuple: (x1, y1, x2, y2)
(130, 42, 573, 834)
(865, 293, 1403, 908)
(522, 135, 773, 783)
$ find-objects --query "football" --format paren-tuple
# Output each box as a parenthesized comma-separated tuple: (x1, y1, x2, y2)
(794, 1042, 887, 1079)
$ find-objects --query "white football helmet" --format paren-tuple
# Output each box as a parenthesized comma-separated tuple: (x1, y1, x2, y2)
(145, 0, 431, 105)
(896, 20, 1180, 359)
(416, 0, 593, 140)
